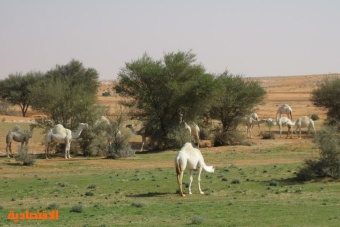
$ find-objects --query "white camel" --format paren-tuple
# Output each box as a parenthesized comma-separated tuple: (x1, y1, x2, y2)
(276, 104, 293, 121)
(96, 116, 121, 146)
(250, 112, 261, 131)
(175, 142, 214, 197)
(294, 116, 316, 139)
(45, 123, 88, 159)
(262, 118, 276, 132)
(277, 117, 295, 138)
(179, 113, 200, 147)
(184, 122, 200, 147)
(6, 124, 36, 158)
(236, 113, 263, 138)
(126, 124, 151, 151)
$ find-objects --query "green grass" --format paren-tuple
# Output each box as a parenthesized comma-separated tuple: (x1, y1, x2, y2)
(1, 150, 339, 226)
(0, 123, 339, 226)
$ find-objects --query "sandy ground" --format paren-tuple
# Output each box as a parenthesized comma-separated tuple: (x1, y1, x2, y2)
(0, 74, 339, 165)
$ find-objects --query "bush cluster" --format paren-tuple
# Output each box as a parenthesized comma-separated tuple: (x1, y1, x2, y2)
(212, 129, 247, 146)
(296, 126, 340, 180)
(15, 146, 35, 166)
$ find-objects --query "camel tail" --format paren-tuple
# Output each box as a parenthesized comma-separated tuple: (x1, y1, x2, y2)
(203, 165, 215, 173)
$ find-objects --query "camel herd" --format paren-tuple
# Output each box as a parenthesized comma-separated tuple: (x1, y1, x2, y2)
(243, 104, 316, 139)
(5, 122, 88, 159)
(175, 104, 317, 196)
(4, 104, 315, 159)
(3, 103, 317, 197)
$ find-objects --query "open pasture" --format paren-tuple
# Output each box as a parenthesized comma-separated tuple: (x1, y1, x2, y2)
(0, 74, 340, 226)
(0, 141, 339, 226)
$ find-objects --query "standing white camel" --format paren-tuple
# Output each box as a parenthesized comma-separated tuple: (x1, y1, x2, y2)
(235, 113, 263, 138)
(263, 118, 276, 132)
(6, 124, 36, 158)
(276, 104, 293, 121)
(294, 116, 316, 139)
(95, 116, 121, 146)
(250, 112, 261, 132)
(179, 112, 200, 147)
(175, 142, 214, 197)
(126, 124, 151, 151)
(277, 117, 295, 138)
(45, 123, 88, 159)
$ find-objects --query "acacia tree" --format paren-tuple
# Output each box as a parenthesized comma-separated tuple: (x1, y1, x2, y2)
(311, 77, 340, 121)
(29, 60, 99, 127)
(0, 71, 43, 117)
(115, 51, 216, 147)
(210, 71, 266, 131)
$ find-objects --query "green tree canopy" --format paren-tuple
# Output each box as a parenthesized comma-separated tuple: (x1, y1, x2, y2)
(29, 60, 100, 127)
(210, 72, 267, 131)
(0, 71, 44, 117)
(311, 77, 340, 120)
(115, 51, 216, 142)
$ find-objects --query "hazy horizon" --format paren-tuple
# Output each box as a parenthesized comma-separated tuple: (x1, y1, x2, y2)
(1, 0, 340, 80)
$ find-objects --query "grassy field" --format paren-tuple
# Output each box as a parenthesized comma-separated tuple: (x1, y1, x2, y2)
(1, 130, 339, 226)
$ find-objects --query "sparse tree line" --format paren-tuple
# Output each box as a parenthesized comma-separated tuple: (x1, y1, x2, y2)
(0, 51, 340, 180)
(0, 51, 268, 154)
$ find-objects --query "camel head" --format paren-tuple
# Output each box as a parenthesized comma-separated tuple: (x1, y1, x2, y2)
(78, 123, 88, 129)
(69, 123, 88, 139)
(29, 123, 37, 130)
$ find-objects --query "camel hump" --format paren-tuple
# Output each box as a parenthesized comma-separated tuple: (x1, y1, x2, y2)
(52, 124, 67, 134)
(12, 125, 22, 132)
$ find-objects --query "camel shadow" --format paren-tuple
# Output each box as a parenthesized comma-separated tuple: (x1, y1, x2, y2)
(126, 192, 171, 198)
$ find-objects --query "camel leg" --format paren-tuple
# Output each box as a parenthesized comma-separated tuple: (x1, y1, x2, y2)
(140, 136, 146, 151)
(188, 170, 194, 195)
(279, 125, 282, 138)
(45, 142, 50, 159)
(177, 171, 185, 197)
(65, 142, 71, 159)
(299, 128, 302, 139)
(286, 125, 292, 139)
(197, 167, 204, 194)
(6, 143, 12, 158)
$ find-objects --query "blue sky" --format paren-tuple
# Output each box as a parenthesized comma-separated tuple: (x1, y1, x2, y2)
(1, 0, 339, 80)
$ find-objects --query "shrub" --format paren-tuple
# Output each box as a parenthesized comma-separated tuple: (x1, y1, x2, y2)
(261, 132, 275, 139)
(87, 184, 97, 189)
(79, 113, 135, 158)
(131, 202, 146, 208)
(70, 204, 85, 213)
(213, 129, 246, 146)
(46, 203, 59, 210)
(15, 146, 36, 166)
(0, 101, 18, 115)
(85, 191, 94, 196)
(106, 130, 135, 159)
(310, 114, 320, 121)
(296, 126, 340, 180)
(199, 127, 214, 140)
(191, 216, 205, 225)
(102, 91, 111, 96)
(231, 179, 241, 184)
(164, 127, 191, 149)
